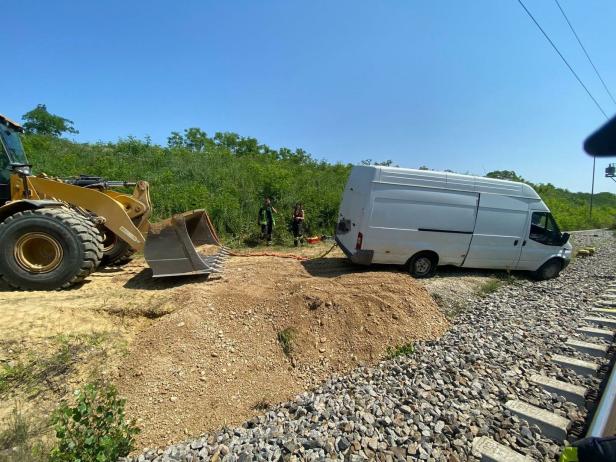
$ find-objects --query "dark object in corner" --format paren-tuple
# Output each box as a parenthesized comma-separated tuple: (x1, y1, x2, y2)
(584, 115, 616, 156)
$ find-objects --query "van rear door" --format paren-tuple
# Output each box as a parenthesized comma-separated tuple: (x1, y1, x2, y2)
(462, 194, 528, 269)
(335, 166, 375, 256)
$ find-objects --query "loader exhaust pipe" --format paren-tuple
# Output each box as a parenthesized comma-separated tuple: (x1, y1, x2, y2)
(144, 209, 228, 278)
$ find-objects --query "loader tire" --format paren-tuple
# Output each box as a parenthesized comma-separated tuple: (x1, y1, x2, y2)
(0, 207, 103, 290)
(99, 227, 135, 267)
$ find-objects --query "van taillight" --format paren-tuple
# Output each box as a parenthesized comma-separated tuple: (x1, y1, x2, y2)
(355, 232, 363, 250)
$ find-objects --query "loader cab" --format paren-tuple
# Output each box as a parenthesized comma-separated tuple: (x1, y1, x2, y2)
(0, 114, 29, 204)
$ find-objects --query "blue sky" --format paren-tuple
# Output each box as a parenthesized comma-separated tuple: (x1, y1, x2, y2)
(6, 1, 616, 192)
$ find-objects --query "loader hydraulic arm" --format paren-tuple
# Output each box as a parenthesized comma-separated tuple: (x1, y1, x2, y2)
(13, 175, 149, 251)
(64, 175, 138, 190)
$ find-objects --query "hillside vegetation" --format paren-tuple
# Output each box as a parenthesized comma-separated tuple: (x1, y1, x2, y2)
(23, 132, 349, 245)
(486, 170, 616, 231)
(21, 132, 616, 243)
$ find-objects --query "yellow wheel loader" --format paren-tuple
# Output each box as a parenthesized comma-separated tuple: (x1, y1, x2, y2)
(0, 114, 227, 290)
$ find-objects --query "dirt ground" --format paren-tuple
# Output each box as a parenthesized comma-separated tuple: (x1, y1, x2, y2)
(0, 243, 498, 451)
(0, 262, 182, 431)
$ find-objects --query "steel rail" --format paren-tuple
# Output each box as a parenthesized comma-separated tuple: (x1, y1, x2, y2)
(586, 356, 616, 437)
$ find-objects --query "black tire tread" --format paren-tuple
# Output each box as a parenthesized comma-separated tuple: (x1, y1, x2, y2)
(109, 247, 136, 266)
(533, 258, 563, 281)
(100, 240, 136, 267)
(0, 207, 104, 290)
(69, 212, 105, 280)
(408, 252, 438, 279)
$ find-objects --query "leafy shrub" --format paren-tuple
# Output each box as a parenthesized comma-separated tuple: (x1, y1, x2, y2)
(23, 133, 350, 244)
(22, 131, 616, 246)
(277, 328, 297, 357)
(385, 342, 415, 359)
(49, 383, 139, 462)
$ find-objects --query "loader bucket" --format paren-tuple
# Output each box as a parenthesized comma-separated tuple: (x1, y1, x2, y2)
(144, 209, 228, 278)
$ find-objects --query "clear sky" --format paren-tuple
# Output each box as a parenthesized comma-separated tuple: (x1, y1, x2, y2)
(6, 1, 616, 192)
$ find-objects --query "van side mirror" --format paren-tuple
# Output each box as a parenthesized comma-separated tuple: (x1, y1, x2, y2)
(561, 232, 570, 245)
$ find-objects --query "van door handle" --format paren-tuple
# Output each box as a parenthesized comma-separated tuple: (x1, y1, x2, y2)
(522, 240, 526, 246)
(514, 240, 519, 246)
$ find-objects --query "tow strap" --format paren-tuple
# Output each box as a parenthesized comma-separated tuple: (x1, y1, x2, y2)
(228, 242, 338, 261)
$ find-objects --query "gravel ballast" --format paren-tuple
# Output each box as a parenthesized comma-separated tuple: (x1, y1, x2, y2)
(125, 231, 615, 462)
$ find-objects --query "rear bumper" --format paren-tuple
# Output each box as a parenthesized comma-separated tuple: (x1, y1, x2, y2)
(335, 235, 374, 265)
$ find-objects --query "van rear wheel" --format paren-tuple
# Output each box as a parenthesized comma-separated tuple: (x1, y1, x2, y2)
(408, 252, 437, 278)
(533, 259, 562, 280)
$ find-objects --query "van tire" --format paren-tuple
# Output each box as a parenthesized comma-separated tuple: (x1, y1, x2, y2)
(533, 258, 563, 280)
(408, 252, 437, 278)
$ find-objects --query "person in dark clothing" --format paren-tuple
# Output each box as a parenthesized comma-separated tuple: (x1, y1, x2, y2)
(258, 198, 277, 245)
(292, 203, 305, 247)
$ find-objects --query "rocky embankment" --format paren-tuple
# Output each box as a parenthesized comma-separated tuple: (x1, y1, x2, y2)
(125, 231, 615, 462)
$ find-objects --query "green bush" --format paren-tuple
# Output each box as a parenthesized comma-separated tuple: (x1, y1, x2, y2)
(23, 133, 351, 244)
(487, 170, 616, 231)
(385, 342, 415, 359)
(49, 383, 139, 462)
(277, 328, 297, 357)
(21, 133, 616, 245)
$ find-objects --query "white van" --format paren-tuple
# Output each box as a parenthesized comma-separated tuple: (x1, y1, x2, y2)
(335, 166, 572, 280)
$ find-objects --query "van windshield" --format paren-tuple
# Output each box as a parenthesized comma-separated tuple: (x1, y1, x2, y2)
(530, 212, 562, 246)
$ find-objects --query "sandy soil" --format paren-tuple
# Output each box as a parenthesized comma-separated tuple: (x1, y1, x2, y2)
(117, 250, 449, 448)
(0, 261, 184, 424)
(0, 244, 455, 451)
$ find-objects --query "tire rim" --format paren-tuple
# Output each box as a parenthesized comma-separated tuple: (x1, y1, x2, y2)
(14, 232, 64, 273)
(414, 257, 432, 275)
(101, 228, 117, 253)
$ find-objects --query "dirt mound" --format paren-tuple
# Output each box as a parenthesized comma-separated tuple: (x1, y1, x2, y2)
(117, 253, 449, 449)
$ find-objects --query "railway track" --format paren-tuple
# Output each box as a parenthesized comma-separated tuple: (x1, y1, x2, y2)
(473, 283, 616, 461)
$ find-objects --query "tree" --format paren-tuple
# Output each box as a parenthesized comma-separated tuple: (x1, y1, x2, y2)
(485, 170, 525, 183)
(167, 128, 211, 152)
(184, 128, 210, 152)
(167, 131, 185, 149)
(361, 159, 397, 167)
(22, 104, 79, 136)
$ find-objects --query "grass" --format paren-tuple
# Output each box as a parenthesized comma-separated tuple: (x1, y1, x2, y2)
(475, 272, 520, 297)
(0, 346, 74, 397)
(0, 333, 113, 398)
(443, 300, 467, 320)
(276, 328, 297, 357)
(0, 407, 49, 462)
(475, 279, 503, 297)
(385, 342, 415, 360)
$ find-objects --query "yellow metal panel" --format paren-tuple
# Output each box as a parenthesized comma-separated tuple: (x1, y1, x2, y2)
(27, 176, 146, 251)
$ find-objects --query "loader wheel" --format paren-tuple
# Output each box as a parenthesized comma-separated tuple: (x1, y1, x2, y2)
(99, 227, 136, 267)
(0, 208, 103, 290)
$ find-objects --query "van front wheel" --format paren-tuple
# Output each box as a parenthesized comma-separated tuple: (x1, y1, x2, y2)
(533, 259, 563, 280)
(408, 252, 437, 278)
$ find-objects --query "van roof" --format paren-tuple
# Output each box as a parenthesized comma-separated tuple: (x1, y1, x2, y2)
(363, 165, 541, 199)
